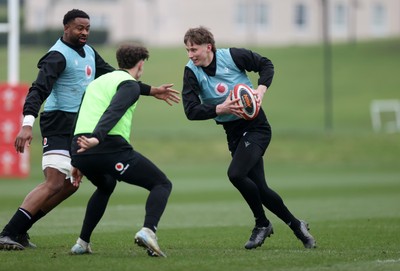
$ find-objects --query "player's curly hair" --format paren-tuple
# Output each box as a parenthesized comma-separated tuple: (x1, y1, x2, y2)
(63, 9, 90, 25)
(116, 43, 149, 69)
(184, 26, 216, 52)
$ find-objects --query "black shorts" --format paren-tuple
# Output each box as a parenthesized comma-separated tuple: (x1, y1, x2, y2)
(227, 129, 271, 156)
(42, 134, 71, 154)
(222, 108, 271, 154)
(72, 149, 169, 190)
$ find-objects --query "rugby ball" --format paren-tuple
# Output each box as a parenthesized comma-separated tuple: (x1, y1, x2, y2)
(231, 83, 260, 120)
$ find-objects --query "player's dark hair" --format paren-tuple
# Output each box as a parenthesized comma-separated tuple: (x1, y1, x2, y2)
(63, 9, 90, 25)
(184, 26, 216, 52)
(116, 44, 149, 69)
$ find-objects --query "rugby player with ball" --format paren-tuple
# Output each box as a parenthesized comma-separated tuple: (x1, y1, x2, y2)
(182, 26, 316, 250)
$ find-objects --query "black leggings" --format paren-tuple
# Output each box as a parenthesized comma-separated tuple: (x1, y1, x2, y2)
(227, 135, 297, 226)
(73, 149, 172, 242)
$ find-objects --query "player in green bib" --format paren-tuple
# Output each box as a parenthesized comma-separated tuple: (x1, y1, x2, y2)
(69, 44, 180, 257)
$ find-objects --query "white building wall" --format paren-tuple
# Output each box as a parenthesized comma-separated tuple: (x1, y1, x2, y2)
(24, 0, 400, 46)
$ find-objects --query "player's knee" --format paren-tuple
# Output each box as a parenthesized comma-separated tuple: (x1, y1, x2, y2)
(160, 178, 172, 193)
(227, 168, 246, 186)
(43, 168, 69, 194)
(97, 176, 117, 194)
(151, 178, 172, 197)
(43, 179, 65, 195)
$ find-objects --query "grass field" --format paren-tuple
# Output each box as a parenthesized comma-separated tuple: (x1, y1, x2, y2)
(0, 38, 400, 271)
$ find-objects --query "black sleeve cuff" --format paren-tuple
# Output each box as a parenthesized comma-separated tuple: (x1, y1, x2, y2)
(138, 81, 151, 96)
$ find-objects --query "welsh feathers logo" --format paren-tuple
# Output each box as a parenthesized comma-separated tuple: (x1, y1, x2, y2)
(214, 83, 228, 96)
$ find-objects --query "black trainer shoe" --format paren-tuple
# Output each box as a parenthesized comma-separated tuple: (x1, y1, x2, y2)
(293, 220, 316, 248)
(15, 233, 37, 249)
(244, 223, 274, 249)
(0, 235, 24, 250)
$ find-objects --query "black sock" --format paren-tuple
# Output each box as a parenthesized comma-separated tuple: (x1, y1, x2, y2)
(143, 182, 172, 234)
(143, 218, 158, 233)
(1, 208, 32, 238)
(255, 216, 270, 227)
(21, 210, 47, 233)
(288, 219, 301, 231)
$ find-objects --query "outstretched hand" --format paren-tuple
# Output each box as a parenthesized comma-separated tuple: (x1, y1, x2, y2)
(150, 84, 181, 105)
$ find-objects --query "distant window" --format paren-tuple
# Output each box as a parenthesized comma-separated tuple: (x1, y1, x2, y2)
(294, 3, 307, 30)
(236, 1, 249, 28)
(90, 14, 109, 29)
(36, 10, 46, 31)
(333, 2, 347, 33)
(371, 2, 387, 35)
(255, 2, 269, 28)
(334, 3, 346, 26)
(236, 0, 270, 30)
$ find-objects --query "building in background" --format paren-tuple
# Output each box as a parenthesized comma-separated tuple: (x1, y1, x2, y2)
(24, 0, 400, 46)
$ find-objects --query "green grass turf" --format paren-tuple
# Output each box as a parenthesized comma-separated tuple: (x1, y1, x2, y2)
(0, 38, 400, 270)
(0, 169, 399, 271)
